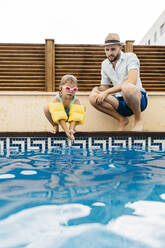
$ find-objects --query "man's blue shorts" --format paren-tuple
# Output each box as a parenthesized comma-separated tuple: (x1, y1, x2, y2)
(114, 91, 148, 117)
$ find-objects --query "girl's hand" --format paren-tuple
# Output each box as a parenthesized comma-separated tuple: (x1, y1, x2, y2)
(65, 130, 75, 142)
(96, 91, 108, 104)
(59, 120, 74, 141)
(70, 129, 76, 134)
(70, 129, 75, 141)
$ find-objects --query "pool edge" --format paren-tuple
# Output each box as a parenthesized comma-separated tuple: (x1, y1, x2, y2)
(0, 132, 164, 137)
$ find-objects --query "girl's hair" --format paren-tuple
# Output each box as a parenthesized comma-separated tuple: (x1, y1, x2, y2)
(60, 74, 78, 86)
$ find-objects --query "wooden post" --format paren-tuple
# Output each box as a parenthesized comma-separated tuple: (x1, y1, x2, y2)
(125, 40, 135, 52)
(45, 39, 55, 92)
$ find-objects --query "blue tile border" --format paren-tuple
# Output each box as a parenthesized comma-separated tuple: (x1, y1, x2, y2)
(0, 136, 165, 154)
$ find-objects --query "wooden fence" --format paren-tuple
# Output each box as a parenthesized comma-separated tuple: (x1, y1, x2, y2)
(0, 43, 45, 91)
(0, 39, 165, 91)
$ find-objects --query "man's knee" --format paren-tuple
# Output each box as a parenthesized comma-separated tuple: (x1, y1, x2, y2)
(89, 88, 98, 106)
(121, 83, 139, 96)
(89, 93, 96, 106)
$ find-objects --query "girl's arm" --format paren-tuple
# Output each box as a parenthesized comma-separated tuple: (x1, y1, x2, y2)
(44, 95, 60, 128)
(52, 96, 60, 103)
(59, 120, 74, 141)
(73, 98, 86, 111)
(69, 98, 85, 134)
(68, 99, 80, 138)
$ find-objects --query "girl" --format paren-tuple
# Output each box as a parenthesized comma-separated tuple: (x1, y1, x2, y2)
(44, 75, 85, 141)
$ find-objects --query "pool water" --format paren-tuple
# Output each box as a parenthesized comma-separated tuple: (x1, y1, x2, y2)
(0, 147, 165, 248)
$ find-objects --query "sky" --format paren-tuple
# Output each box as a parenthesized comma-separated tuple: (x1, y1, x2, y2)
(0, 0, 164, 44)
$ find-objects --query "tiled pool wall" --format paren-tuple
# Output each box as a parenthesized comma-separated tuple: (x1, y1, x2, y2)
(0, 136, 165, 154)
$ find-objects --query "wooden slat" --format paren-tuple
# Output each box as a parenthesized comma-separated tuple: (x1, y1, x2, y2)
(0, 57, 44, 61)
(0, 51, 44, 54)
(0, 68, 44, 71)
(0, 87, 45, 91)
(0, 44, 45, 49)
(0, 76, 44, 79)
(0, 83, 44, 86)
(0, 65, 45, 68)
(0, 53, 44, 57)
(0, 72, 45, 75)
(0, 61, 45, 65)
(55, 58, 103, 62)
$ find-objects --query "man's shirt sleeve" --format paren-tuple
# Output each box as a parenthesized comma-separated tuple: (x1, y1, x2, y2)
(127, 53, 140, 72)
(101, 62, 111, 85)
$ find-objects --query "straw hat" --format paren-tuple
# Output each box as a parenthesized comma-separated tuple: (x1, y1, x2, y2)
(103, 33, 123, 46)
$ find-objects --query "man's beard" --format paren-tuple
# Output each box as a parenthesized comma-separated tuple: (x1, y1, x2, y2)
(109, 52, 120, 63)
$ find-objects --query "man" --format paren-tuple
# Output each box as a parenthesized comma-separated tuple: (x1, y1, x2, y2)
(89, 33, 148, 131)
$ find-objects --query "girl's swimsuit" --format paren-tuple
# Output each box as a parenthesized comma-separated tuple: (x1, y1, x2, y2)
(57, 94, 77, 116)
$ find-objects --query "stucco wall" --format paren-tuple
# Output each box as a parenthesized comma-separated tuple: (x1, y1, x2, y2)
(0, 92, 164, 132)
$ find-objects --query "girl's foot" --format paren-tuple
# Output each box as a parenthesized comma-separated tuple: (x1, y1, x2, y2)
(50, 125, 59, 134)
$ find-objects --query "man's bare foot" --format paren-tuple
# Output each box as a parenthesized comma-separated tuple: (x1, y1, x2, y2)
(131, 121, 143, 131)
(50, 125, 59, 134)
(117, 117, 129, 131)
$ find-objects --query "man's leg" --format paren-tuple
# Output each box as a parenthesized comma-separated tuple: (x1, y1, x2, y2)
(121, 83, 143, 131)
(89, 87, 129, 131)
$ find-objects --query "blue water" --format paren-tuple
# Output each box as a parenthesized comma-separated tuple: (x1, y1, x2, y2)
(0, 147, 165, 248)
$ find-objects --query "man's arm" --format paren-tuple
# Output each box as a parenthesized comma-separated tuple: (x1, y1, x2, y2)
(122, 69, 138, 85)
(100, 69, 138, 95)
(97, 85, 110, 91)
(96, 69, 138, 103)
(99, 62, 111, 91)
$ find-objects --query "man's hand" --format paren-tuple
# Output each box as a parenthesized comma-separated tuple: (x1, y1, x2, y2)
(96, 91, 108, 104)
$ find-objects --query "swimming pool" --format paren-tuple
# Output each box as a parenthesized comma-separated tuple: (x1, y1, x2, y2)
(0, 135, 165, 248)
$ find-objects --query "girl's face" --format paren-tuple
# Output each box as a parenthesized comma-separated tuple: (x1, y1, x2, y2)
(60, 81, 78, 98)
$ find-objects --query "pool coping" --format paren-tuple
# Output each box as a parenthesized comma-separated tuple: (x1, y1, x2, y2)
(0, 132, 165, 137)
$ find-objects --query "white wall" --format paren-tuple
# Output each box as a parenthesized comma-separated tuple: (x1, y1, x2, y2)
(140, 10, 165, 45)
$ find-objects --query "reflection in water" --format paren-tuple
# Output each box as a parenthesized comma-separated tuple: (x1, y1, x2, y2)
(0, 148, 165, 247)
(108, 200, 165, 248)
